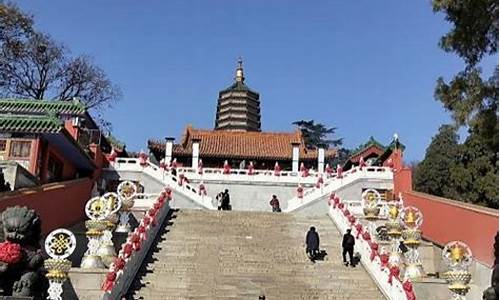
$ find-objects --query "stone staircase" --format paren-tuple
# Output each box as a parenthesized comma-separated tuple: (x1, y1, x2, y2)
(127, 209, 383, 300)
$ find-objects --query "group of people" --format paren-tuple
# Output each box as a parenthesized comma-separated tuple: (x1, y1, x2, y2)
(305, 227, 356, 267)
(216, 189, 231, 210)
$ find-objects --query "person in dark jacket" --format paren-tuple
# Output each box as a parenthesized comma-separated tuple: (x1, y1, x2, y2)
(342, 229, 355, 267)
(269, 195, 281, 212)
(221, 189, 231, 210)
(305, 226, 320, 261)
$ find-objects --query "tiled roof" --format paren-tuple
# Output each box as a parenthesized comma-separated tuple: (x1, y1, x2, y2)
(219, 81, 259, 95)
(0, 115, 63, 133)
(0, 98, 86, 115)
(350, 136, 385, 158)
(149, 127, 336, 161)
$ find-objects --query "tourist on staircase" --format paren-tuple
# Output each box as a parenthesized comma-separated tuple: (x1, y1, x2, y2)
(269, 195, 281, 212)
(305, 226, 320, 261)
(221, 189, 231, 210)
(342, 229, 355, 267)
(215, 192, 223, 210)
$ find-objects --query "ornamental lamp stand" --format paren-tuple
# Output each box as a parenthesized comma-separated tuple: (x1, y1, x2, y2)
(44, 229, 77, 300)
(400, 206, 425, 280)
(442, 241, 473, 300)
(362, 189, 381, 237)
(385, 200, 403, 267)
(97, 192, 122, 267)
(80, 219, 107, 268)
(81, 196, 110, 269)
(116, 181, 137, 233)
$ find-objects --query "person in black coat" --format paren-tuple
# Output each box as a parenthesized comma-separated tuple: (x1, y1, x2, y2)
(305, 226, 320, 260)
(342, 229, 355, 267)
(221, 189, 231, 210)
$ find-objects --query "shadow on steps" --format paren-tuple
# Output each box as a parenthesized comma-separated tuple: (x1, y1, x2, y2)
(123, 208, 179, 299)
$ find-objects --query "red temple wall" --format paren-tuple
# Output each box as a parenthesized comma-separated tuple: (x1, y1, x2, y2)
(0, 178, 94, 234)
(394, 169, 498, 266)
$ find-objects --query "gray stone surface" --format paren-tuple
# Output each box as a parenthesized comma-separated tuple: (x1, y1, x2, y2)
(129, 209, 384, 300)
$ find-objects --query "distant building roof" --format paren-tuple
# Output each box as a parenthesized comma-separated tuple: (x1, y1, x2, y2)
(0, 98, 86, 115)
(148, 127, 336, 161)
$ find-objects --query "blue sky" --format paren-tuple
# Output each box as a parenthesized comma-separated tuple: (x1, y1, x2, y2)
(15, 1, 498, 161)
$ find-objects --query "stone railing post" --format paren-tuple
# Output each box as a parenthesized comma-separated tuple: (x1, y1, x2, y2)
(291, 142, 300, 173)
(165, 137, 175, 164)
(191, 138, 201, 169)
(317, 145, 325, 174)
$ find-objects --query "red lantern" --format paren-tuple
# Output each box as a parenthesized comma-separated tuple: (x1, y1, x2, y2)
(274, 162, 281, 176)
(325, 164, 333, 177)
(138, 151, 148, 166)
(336, 164, 343, 178)
(247, 162, 255, 175)
(223, 160, 231, 174)
(297, 186, 304, 199)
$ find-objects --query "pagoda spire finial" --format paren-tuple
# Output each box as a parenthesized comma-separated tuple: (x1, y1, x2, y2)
(235, 57, 244, 82)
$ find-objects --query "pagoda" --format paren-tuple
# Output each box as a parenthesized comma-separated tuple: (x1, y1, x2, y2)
(214, 58, 261, 132)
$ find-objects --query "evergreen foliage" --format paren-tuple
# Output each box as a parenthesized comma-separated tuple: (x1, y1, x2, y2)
(415, 0, 498, 208)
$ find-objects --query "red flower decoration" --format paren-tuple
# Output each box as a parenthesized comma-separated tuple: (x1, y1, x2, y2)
(370, 242, 379, 261)
(379, 253, 389, 270)
(0, 241, 22, 264)
(388, 265, 400, 285)
(362, 231, 371, 241)
(338, 203, 345, 210)
(101, 271, 117, 291)
(143, 216, 151, 226)
(114, 257, 125, 270)
(343, 209, 351, 217)
(403, 280, 416, 300)
(123, 243, 133, 258)
(348, 215, 356, 224)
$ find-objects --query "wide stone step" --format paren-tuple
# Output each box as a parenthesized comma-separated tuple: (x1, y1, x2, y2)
(128, 209, 383, 299)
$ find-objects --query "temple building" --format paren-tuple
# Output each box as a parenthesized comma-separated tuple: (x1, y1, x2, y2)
(342, 135, 406, 171)
(149, 59, 336, 170)
(0, 99, 113, 187)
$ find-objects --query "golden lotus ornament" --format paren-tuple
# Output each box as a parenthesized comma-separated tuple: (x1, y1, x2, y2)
(362, 189, 381, 220)
(44, 259, 72, 280)
(442, 241, 473, 298)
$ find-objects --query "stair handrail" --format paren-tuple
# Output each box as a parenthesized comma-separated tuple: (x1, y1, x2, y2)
(110, 158, 214, 209)
(101, 189, 172, 300)
(328, 197, 417, 300)
(285, 167, 393, 212)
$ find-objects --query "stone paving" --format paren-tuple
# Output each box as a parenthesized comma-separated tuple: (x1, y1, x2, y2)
(129, 209, 383, 299)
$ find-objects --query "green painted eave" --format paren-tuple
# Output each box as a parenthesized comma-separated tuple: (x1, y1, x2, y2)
(350, 136, 386, 158)
(0, 115, 63, 133)
(0, 98, 87, 115)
